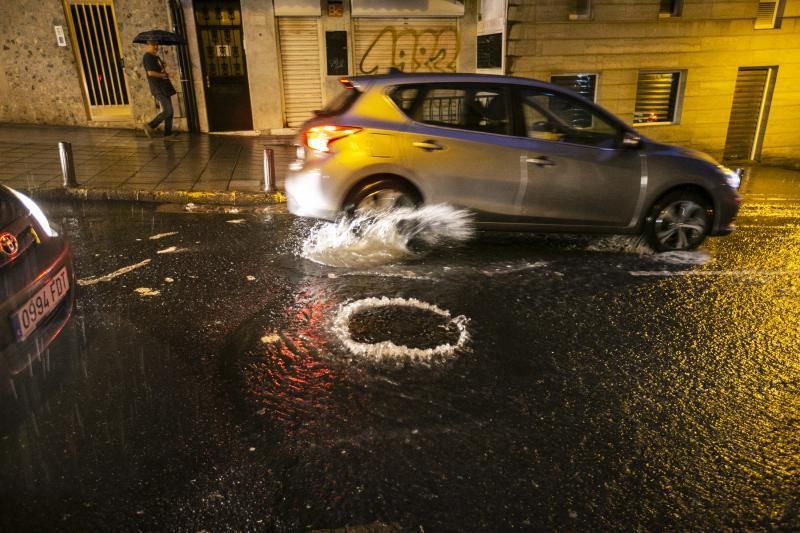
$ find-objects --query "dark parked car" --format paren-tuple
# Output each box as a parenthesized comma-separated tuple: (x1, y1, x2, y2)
(0, 185, 75, 393)
(286, 73, 742, 251)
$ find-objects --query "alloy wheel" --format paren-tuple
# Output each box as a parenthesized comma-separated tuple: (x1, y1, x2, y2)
(653, 200, 709, 250)
(355, 188, 416, 213)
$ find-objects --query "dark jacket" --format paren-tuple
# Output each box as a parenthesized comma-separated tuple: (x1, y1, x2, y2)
(143, 52, 177, 97)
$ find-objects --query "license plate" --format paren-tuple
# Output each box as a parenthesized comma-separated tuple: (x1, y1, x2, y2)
(11, 266, 70, 342)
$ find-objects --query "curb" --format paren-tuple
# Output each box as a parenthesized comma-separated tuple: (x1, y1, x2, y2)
(30, 187, 287, 206)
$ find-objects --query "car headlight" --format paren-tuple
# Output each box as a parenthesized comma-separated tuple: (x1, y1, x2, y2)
(717, 165, 741, 190)
(10, 188, 57, 237)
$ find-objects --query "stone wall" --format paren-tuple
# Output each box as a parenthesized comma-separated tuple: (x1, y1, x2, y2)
(0, 1, 86, 124)
(0, 0, 173, 129)
(507, 0, 800, 163)
(0, 0, 480, 133)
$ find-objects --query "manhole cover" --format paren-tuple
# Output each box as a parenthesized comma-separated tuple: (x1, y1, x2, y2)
(333, 297, 469, 363)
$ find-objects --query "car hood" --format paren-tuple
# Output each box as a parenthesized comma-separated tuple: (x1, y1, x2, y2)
(645, 141, 720, 165)
(0, 186, 29, 229)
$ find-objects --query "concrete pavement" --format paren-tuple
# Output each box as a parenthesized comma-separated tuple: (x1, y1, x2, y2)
(0, 123, 293, 205)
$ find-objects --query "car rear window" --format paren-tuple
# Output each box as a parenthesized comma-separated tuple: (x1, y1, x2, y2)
(316, 86, 362, 117)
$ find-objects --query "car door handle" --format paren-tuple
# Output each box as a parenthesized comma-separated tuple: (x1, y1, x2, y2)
(527, 156, 555, 167)
(412, 140, 444, 151)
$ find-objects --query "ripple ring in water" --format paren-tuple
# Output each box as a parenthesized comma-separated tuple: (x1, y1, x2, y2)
(332, 296, 470, 363)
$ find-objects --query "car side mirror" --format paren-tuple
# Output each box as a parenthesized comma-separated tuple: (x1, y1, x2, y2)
(621, 132, 641, 149)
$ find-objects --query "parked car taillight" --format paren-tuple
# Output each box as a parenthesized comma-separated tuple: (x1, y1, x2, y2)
(303, 125, 361, 153)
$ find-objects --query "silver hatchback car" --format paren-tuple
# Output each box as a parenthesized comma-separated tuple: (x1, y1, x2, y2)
(286, 73, 741, 251)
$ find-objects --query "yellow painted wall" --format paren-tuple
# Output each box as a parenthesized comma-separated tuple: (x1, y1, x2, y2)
(507, 0, 800, 163)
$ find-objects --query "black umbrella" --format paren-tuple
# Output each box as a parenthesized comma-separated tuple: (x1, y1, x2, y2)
(133, 29, 185, 45)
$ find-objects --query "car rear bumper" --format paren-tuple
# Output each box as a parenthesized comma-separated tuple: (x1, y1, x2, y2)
(1, 238, 76, 378)
(285, 164, 341, 221)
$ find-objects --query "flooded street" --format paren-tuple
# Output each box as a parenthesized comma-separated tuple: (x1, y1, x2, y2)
(1, 172, 798, 530)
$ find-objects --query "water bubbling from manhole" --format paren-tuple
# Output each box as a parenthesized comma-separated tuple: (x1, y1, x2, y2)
(332, 297, 470, 364)
(301, 205, 474, 268)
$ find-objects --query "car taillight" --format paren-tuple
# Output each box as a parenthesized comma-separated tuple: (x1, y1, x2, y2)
(304, 125, 361, 153)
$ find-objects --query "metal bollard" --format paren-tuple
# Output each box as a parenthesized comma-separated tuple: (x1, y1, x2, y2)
(263, 146, 276, 193)
(59, 141, 79, 188)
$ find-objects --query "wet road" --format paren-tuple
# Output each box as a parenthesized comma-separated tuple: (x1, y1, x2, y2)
(1, 169, 799, 531)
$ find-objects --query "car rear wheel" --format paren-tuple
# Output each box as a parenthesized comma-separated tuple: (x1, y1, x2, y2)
(645, 191, 712, 252)
(346, 178, 421, 214)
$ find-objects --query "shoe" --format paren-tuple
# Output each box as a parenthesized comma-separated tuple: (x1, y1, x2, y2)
(163, 132, 180, 141)
(143, 124, 155, 138)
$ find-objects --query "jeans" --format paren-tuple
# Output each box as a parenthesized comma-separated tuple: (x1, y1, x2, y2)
(148, 93, 174, 136)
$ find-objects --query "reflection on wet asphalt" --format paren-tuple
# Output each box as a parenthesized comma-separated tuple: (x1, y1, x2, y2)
(1, 193, 798, 531)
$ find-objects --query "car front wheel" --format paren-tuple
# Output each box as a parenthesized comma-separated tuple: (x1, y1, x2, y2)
(645, 191, 712, 252)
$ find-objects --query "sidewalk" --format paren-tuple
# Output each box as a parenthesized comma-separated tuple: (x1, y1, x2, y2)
(0, 123, 294, 205)
(1, 122, 799, 207)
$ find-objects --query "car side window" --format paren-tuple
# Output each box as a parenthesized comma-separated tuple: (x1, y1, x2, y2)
(389, 86, 420, 114)
(398, 85, 510, 135)
(519, 88, 620, 148)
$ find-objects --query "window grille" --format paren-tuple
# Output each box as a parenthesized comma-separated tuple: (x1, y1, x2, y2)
(754, 1, 782, 29)
(659, 0, 682, 17)
(633, 71, 682, 124)
(569, 0, 591, 20)
(63, 0, 131, 120)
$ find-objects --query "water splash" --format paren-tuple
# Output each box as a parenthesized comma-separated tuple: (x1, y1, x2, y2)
(585, 235, 654, 254)
(301, 205, 475, 268)
(586, 235, 712, 265)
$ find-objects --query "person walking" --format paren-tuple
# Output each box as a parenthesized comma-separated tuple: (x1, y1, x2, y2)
(142, 41, 178, 139)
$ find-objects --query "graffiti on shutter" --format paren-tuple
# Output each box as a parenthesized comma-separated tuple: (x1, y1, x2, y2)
(354, 19, 459, 75)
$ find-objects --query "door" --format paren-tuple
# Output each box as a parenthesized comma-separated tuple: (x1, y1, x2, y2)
(724, 67, 776, 161)
(63, 0, 131, 121)
(277, 18, 324, 128)
(516, 87, 641, 226)
(194, 0, 253, 131)
(396, 84, 522, 218)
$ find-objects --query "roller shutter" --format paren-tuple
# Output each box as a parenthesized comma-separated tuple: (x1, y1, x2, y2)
(277, 17, 324, 127)
(633, 71, 681, 124)
(724, 68, 773, 161)
(754, 2, 778, 29)
(353, 18, 459, 76)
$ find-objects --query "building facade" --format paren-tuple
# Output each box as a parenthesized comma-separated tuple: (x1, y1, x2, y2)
(0, 0, 798, 164)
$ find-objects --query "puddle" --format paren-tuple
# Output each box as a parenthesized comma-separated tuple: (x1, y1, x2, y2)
(301, 205, 474, 268)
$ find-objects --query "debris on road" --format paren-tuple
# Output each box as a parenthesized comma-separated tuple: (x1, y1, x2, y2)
(78, 259, 152, 286)
(149, 231, 179, 240)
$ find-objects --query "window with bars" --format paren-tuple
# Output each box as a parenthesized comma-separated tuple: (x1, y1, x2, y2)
(569, 0, 591, 20)
(659, 0, 682, 17)
(754, 1, 783, 29)
(633, 71, 684, 125)
(550, 74, 597, 102)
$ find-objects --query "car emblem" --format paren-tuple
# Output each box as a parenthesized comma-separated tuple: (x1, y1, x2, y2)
(0, 233, 19, 257)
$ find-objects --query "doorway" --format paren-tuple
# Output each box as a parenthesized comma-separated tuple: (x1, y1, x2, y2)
(63, 0, 131, 121)
(193, 0, 253, 131)
(723, 67, 777, 161)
